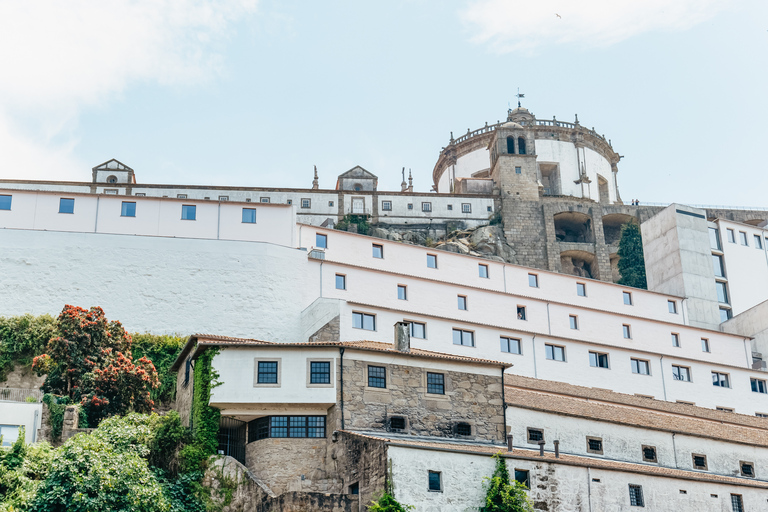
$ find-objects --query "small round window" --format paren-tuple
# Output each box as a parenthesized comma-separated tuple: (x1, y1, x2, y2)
(107, 175, 118, 183)
(354, 183, 362, 191)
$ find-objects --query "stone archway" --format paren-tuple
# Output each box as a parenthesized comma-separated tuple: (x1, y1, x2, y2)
(554, 212, 594, 243)
(560, 250, 597, 279)
(602, 213, 637, 245)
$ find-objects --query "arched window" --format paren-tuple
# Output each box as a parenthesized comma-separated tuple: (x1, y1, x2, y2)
(107, 175, 118, 183)
(354, 183, 362, 191)
(518, 137, 526, 155)
(506, 136, 515, 154)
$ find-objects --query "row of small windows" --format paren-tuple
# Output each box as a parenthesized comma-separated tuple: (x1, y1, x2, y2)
(381, 201, 476, 213)
(247, 415, 326, 441)
(526, 427, 758, 478)
(723, 227, 767, 249)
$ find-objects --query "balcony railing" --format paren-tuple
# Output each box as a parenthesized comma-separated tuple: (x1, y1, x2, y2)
(0, 387, 43, 403)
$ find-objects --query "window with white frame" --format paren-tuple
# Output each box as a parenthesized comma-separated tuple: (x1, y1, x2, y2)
(461, 203, 471, 213)
(219, 195, 229, 201)
(422, 202, 432, 212)
(260, 197, 270, 203)
(381, 200, 392, 211)
(301, 198, 311, 208)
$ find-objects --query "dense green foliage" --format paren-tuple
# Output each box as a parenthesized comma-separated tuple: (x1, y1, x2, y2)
(335, 214, 371, 235)
(617, 222, 648, 289)
(0, 413, 212, 512)
(481, 454, 534, 512)
(41, 394, 68, 442)
(369, 491, 414, 512)
(0, 314, 55, 382)
(180, 349, 221, 473)
(131, 333, 186, 405)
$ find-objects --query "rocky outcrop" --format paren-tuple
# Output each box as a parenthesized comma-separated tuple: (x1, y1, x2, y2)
(365, 224, 518, 264)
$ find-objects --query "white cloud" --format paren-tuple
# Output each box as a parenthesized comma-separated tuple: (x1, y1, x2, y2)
(462, 0, 729, 53)
(0, 0, 257, 180)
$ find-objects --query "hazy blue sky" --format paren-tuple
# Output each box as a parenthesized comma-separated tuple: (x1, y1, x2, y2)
(1, 1, 766, 207)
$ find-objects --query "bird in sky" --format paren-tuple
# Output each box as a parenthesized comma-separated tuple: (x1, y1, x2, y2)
(555, 13, 561, 18)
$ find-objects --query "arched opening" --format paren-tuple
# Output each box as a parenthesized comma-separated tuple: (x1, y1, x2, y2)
(506, 136, 515, 154)
(560, 250, 596, 279)
(354, 183, 362, 191)
(554, 212, 594, 243)
(597, 175, 609, 204)
(602, 214, 637, 245)
(107, 175, 118, 184)
(517, 137, 526, 155)
(539, 163, 560, 196)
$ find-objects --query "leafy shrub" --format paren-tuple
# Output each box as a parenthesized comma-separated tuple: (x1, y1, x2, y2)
(132, 334, 186, 405)
(369, 491, 414, 512)
(41, 394, 68, 442)
(31, 434, 171, 512)
(0, 439, 53, 512)
(149, 411, 190, 476)
(0, 314, 55, 381)
(481, 453, 533, 512)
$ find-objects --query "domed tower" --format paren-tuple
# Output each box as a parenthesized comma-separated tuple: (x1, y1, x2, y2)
(489, 108, 539, 201)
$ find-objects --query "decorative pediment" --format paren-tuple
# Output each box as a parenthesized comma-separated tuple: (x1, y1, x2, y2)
(92, 159, 134, 172)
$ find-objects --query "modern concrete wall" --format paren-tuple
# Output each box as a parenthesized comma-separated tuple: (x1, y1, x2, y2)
(715, 219, 768, 316)
(0, 401, 42, 445)
(642, 204, 721, 329)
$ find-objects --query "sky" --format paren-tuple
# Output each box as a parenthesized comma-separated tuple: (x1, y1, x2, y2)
(0, 0, 766, 207)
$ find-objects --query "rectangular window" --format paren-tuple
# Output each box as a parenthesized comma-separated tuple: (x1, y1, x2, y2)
(0, 425, 21, 447)
(692, 454, 708, 470)
(397, 285, 407, 300)
(712, 372, 730, 388)
(447, 204, 453, 211)
(177, 194, 187, 199)
(0, 195, 11, 210)
(709, 227, 721, 250)
(121, 201, 136, 217)
(219, 195, 229, 201)
(642, 445, 657, 463)
(577, 282, 586, 296)
(727, 228, 735, 243)
(545, 344, 565, 362)
(514, 469, 530, 488)
(59, 198, 75, 214)
(310, 361, 331, 384)
(517, 306, 527, 321)
(623, 291, 633, 305)
(479, 264, 489, 278)
(751, 378, 767, 393)
(422, 202, 432, 212)
(457, 295, 467, 310)
(407, 203, 413, 210)
(255, 416, 325, 439)
(135, 193, 146, 196)
(528, 274, 539, 288)
(260, 197, 270, 203)
(257, 361, 278, 384)
(452, 329, 474, 347)
(712, 254, 725, 277)
(242, 208, 256, 223)
(740, 462, 755, 478)
(409, 321, 426, 339)
(427, 254, 437, 268)
(717, 406, 734, 413)
(390, 416, 406, 430)
(245, 197, 251, 202)
(181, 204, 196, 220)
(455, 422, 471, 436)
(672, 365, 691, 382)
(756, 412, 768, 418)
(668, 300, 677, 314)
(427, 372, 445, 394)
(515, 166, 522, 174)
(461, 203, 471, 213)
(720, 307, 732, 322)
(569, 315, 578, 330)
(428, 471, 442, 492)
(527, 428, 544, 442)
(328, 201, 334, 207)
(628, 484, 644, 507)
(587, 437, 603, 454)
(623, 324, 632, 339)
(631, 358, 650, 375)
(701, 338, 710, 352)
(372, 244, 383, 259)
(316, 233, 327, 248)
(301, 198, 311, 208)
(381, 200, 392, 211)
(501, 336, 522, 354)
(335, 274, 346, 290)
(104, 189, 118, 195)
(715, 281, 729, 304)
(487, 206, 492, 212)
(739, 231, 748, 246)
(731, 494, 744, 512)
(671, 333, 680, 347)
(368, 366, 386, 388)
(589, 352, 609, 369)
(755, 235, 763, 249)
(353, 312, 376, 331)
(287, 199, 293, 205)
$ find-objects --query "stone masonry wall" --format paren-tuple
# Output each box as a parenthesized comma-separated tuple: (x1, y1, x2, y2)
(309, 316, 340, 343)
(341, 359, 505, 443)
(329, 431, 389, 511)
(247, 438, 334, 495)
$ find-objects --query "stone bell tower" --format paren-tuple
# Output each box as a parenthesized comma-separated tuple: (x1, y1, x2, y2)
(490, 106, 549, 269)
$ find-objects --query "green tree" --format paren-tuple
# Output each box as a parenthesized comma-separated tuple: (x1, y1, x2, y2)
(32, 305, 159, 425)
(369, 491, 414, 512)
(617, 222, 647, 289)
(0, 314, 55, 381)
(481, 453, 534, 512)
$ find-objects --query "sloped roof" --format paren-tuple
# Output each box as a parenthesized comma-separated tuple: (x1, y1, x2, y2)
(170, 334, 511, 371)
(337, 165, 377, 180)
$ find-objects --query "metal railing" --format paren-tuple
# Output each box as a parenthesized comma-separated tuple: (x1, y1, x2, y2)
(218, 417, 246, 465)
(0, 388, 43, 403)
(449, 117, 608, 147)
(637, 202, 768, 212)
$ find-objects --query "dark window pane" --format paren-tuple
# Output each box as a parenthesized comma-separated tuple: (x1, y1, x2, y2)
(270, 416, 288, 438)
(427, 372, 445, 394)
(0, 195, 11, 210)
(310, 362, 330, 384)
(181, 204, 196, 220)
(428, 471, 441, 491)
(59, 198, 75, 214)
(121, 201, 136, 217)
(514, 470, 529, 488)
(289, 416, 307, 437)
(258, 361, 278, 384)
(368, 366, 386, 388)
(242, 208, 256, 223)
(316, 233, 327, 248)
